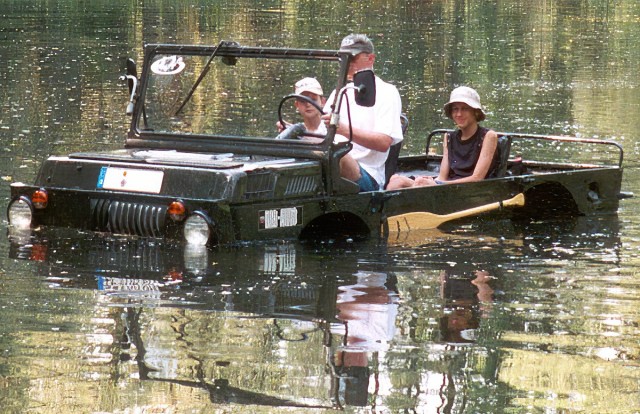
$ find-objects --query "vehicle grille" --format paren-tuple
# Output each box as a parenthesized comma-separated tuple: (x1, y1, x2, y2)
(91, 199, 166, 238)
(285, 175, 319, 196)
(244, 172, 276, 200)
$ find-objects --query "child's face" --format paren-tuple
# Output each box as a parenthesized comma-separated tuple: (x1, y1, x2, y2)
(450, 102, 479, 128)
(294, 92, 323, 118)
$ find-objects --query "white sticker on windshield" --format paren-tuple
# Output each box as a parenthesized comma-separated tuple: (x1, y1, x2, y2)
(151, 55, 186, 75)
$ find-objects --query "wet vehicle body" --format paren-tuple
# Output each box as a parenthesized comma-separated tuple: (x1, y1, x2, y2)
(7, 42, 628, 246)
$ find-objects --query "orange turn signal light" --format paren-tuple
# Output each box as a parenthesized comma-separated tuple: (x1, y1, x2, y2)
(168, 200, 187, 221)
(32, 189, 48, 209)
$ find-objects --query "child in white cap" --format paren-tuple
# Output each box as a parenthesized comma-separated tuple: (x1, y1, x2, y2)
(276, 77, 326, 139)
(293, 77, 326, 134)
(387, 86, 498, 189)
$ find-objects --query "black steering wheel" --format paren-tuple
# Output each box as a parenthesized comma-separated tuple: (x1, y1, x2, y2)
(277, 94, 326, 139)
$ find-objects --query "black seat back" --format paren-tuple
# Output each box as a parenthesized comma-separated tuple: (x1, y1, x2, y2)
(384, 114, 408, 188)
(486, 135, 512, 179)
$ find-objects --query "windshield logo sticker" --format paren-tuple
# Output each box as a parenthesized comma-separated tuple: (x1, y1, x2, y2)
(259, 207, 302, 230)
(151, 55, 186, 75)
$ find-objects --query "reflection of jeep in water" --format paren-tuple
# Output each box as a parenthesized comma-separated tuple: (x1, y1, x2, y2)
(7, 42, 628, 246)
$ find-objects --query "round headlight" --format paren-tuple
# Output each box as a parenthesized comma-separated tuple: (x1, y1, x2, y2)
(8, 197, 34, 229)
(183, 213, 211, 245)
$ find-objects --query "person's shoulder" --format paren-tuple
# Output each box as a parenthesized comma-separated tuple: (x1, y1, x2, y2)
(484, 128, 498, 140)
(375, 76, 399, 90)
(480, 129, 498, 148)
(477, 126, 496, 138)
(374, 76, 401, 103)
(448, 129, 462, 139)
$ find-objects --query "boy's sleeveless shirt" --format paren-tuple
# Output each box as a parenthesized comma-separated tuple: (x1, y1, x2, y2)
(446, 127, 490, 180)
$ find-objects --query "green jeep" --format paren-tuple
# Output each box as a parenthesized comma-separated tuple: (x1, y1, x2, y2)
(7, 41, 627, 246)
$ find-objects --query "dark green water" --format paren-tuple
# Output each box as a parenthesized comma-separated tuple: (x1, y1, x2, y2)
(1, 1, 639, 412)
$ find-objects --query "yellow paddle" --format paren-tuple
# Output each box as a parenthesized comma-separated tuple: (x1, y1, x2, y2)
(387, 193, 525, 234)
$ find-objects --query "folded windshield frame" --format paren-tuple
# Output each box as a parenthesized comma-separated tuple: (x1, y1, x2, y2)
(127, 43, 348, 158)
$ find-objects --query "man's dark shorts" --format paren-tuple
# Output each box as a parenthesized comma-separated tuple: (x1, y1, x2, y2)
(356, 165, 379, 192)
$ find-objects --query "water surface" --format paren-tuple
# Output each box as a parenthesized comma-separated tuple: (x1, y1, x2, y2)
(1, 0, 639, 412)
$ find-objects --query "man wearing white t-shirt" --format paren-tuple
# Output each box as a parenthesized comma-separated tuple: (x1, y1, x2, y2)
(323, 34, 404, 191)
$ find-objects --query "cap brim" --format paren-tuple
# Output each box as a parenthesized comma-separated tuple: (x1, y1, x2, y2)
(339, 48, 361, 56)
(296, 88, 323, 96)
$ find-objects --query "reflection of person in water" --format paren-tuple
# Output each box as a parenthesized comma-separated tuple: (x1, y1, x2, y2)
(439, 268, 494, 344)
(330, 271, 399, 407)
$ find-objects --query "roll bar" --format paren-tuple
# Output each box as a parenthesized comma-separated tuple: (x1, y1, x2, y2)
(425, 129, 624, 168)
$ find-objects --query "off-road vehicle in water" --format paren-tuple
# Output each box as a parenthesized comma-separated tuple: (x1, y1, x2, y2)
(7, 41, 627, 246)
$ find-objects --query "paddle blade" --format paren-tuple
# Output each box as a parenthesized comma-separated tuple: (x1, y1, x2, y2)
(504, 192, 525, 208)
(387, 211, 447, 233)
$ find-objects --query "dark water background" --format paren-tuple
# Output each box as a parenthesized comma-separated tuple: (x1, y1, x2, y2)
(1, 1, 639, 412)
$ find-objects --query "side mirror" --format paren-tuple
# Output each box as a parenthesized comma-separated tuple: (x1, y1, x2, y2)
(353, 69, 376, 107)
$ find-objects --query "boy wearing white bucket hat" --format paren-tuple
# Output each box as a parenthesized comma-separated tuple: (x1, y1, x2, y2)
(387, 86, 497, 189)
(443, 86, 486, 122)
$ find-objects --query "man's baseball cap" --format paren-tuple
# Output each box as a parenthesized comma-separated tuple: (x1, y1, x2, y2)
(339, 34, 374, 56)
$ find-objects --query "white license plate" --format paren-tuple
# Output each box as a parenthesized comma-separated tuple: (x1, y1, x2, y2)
(97, 166, 164, 194)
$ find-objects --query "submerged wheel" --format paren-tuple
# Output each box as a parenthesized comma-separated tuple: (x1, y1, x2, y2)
(514, 183, 579, 220)
(300, 212, 371, 242)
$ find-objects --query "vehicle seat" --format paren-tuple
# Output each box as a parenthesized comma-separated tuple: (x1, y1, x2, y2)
(486, 135, 512, 178)
(384, 114, 409, 188)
